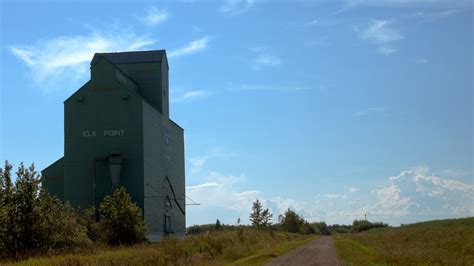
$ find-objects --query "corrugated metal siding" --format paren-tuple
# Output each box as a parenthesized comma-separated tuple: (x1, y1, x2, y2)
(167, 120, 185, 236)
(143, 102, 166, 241)
(64, 59, 144, 209)
(115, 62, 167, 118)
(143, 101, 185, 240)
(41, 157, 64, 200)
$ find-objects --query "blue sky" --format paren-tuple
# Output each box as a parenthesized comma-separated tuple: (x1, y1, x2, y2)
(1, 0, 473, 226)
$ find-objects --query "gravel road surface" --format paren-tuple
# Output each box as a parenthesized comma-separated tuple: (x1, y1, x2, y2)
(265, 236, 341, 266)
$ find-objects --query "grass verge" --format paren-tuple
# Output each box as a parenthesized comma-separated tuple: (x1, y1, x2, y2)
(229, 236, 316, 266)
(5, 229, 315, 266)
(334, 217, 474, 265)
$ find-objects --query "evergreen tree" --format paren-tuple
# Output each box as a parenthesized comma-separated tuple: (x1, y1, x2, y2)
(249, 199, 263, 227)
(249, 199, 272, 229)
(215, 219, 221, 230)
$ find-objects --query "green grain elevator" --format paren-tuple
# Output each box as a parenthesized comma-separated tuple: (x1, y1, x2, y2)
(41, 50, 185, 241)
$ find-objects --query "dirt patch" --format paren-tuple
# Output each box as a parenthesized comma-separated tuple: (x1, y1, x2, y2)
(265, 236, 341, 266)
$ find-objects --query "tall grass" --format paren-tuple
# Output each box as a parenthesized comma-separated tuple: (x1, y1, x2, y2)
(334, 217, 474, 265)
(5, 229, 315, 265)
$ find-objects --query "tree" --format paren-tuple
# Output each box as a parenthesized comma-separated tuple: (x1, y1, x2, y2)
(99, 187, 147, 245)
(249, 199, 272, 229)
(279, 209, 304, 233)
(215, 219, 222, 230)
(261, 208, 273, 228)
(0, 161, 90, 258)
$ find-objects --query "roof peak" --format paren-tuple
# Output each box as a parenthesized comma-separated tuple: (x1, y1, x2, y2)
(91, 50, 167, 65)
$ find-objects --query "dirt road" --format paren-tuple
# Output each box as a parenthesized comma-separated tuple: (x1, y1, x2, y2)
(266, 236, 341, 266)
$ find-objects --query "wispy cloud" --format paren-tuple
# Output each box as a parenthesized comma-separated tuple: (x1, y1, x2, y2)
(168, 37, 210, 58)
(411, 9, 459, 22)
(172, 90, 213, 103)
(220, 0, 259, 16)
(356, 19, 403, 55)
(344, 0, 471, 8)
(353, 107, 386, 117)
(377, 46, 397, 55)
(412, 58, 429, 64)
(253, 55, 282, 69)
(9, 31, 156, 90)
(324, 193, 346, 199)
(329, 166, 474, 223)
(349, 187, 360, 193)
(228, 84, 310, 92)
(358, 20, 404, 44)
(186, 182, 220, 190)
(255, 55, 281, 66)
(187, 171, 325, 224)
(186, 172, 259, 216)
(141, 6, 168, 26)
(188, 147, 234, 172)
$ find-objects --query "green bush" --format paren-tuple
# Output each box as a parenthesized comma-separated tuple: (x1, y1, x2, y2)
(0, 161, 90, 259)
(99, 187, 147, 245)
(352, 219, 389, 232)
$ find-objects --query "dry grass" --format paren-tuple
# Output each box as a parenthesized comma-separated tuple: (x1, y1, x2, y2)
(4, 229, 315, 266)
(334, 217, 474, 265)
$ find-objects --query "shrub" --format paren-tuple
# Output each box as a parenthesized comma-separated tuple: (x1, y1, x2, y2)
(36, 191, 92, 250)
(99, 187, 147, 245)
(279, 209, 305, 233)
(352, 219, 389, 232)
(0, 161, 90, 258)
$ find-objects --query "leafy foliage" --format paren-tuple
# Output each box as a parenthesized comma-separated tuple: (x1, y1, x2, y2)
(0, 161, 91, 259)
(352, 219, 389, 233)
(278, 209, 306, 233)
(249, 199, 272, 229)
(98, 186, 147, 245)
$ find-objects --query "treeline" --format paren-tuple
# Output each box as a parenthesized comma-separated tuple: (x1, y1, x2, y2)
(329, 220, 389, 233)
(188, 200, 388, 236)
(0, 161, 147, 260)
(187, 203, 331, 236)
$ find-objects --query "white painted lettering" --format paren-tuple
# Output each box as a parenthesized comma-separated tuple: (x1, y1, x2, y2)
(82, 131, 96, 137)
(103, 129, 125, 137)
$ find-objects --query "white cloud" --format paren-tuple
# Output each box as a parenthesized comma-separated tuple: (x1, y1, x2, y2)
(378, 46, 397, 55)
(220, 0, 259, 15)
(9, 31, 156, 91)
(345, 0, 470, 8)
(172, 90, 212, 103)
(323, 166, 474, 224)
(356, 19, 403, 55)
(228, 84, 310, 92)
(142, 6, 168, 26)
(168, 37, 210, 58)
(255, 55, 281, 66)
(370, 166, 473, 218)
(186, 182, 220, 190)
(252, 54, 282, 70)
(188, 147, 232, 172)
(413, 58, 429, 64)
(353, 107, 386, 117)
(412, 9, 459, 22)
(324, 193, 344, 199)
(349, 187, 359, 193)
(186, 172, 259, 215)
(358, 20, 404, 44)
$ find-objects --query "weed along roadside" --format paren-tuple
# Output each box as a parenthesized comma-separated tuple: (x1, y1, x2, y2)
(333, 217, 474, 265)
(4, 230, 315, 265)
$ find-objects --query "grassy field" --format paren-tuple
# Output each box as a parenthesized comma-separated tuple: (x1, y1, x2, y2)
(4, 229, 315, 266)
(334, 217, 474, 265)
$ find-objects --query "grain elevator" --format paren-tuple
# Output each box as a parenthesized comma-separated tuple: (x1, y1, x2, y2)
(41, 50, 185, 241)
